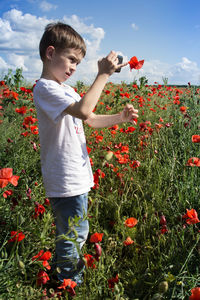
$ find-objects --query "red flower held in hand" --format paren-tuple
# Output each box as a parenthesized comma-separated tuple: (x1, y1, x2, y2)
(182, 209, 200, 225)
(128, 56, 144, 70)
(0, 168, 20, 188)
(189, 287, 200, 300)
(90, 232, 104, 243)
(124, 217, 138, 228)
(8, 231, 25, 243)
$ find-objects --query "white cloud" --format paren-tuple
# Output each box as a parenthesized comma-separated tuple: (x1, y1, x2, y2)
(131, 23, 139, 31)
(39, 1, 57, 12)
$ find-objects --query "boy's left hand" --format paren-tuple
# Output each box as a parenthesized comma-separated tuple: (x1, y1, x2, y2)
(120, 104, 138, 124)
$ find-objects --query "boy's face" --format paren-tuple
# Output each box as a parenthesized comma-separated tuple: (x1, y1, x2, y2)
(45, 47, 84, 84)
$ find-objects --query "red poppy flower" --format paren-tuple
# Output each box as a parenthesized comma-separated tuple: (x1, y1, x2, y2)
(90, 232, 104, 243)
(84, 254, 96, 269)
(8, 231, 25, 243)
(32, 250, 51, 261)
(186, 157, 200, 167)
(15, 106, 27, 115)
(58, 278, 77, 290)
(36, 270, 50, 286)
(182, 209, 200, 224)
(124, 217, 138, 228)
(128, 56, 144, 70)
(180, 106, 187, 113)
(192, 135, 200, 143)
(189, 287, 200, 300)
(3, 189, 13, 198)
(123, 236, 134, 246)
(58, 278, 77, 297)
(0, 168, 20, 188)
(108, 274, 119, 289)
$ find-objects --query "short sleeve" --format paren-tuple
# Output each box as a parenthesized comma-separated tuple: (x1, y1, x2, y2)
(33, 80, 77, 124)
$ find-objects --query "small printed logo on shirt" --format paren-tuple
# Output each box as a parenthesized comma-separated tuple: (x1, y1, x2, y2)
(74, 125, 84, 134)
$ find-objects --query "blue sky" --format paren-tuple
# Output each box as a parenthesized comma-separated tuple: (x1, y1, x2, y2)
(1, 0, 200, 85)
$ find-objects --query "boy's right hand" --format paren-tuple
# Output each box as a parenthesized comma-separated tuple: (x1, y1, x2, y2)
(97, 51, 128, 76)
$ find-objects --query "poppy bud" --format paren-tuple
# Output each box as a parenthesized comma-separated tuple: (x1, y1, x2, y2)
(158, 281, 168, 294)
(160, 215, 167, 226)
(94, 243, 102, 261)
(105, 151, 113, 161)
(18, 260, 25, 269)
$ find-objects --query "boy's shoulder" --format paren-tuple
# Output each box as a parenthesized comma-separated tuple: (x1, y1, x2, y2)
(34, 78, 80, 100)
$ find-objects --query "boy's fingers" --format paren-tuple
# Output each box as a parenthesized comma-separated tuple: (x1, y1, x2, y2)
(117, 61, 129, 69)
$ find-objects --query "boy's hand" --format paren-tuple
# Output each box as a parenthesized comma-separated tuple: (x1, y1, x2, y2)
(97, 51, 128, 76)
(120, 104, 138, 124)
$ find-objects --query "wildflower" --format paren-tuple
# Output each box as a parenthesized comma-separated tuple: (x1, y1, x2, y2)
(186, 157, 200, 167)
(32, 250, 52, 270)
(128, 56, 144, 70)
(129, 160, 140, 169)
(189, 287, 200, 300)
(123, 236, 134, 246)
(8, 231, 25, 243)
(90, 232, 104, 243)
(33, 202, 45, 218)
(108, 274, 119, 290)
(84, 254, 96, 269)
(180, 106, 187, 113)
(58, 279, 77, 297)
(124, 217, 138, 228)
(182, 209, 200, 224)
(15, 106, 27, 115)
(3, 189, 13, 198)
(36, 270, 50, 286)
(0, 168, 20, 188)
(192, 135, 200, 143)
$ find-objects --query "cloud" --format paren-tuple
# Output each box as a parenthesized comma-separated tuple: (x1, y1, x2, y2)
(39, 1, 57, 12)
(0, 9, 105, 82)
(131, 23, 139, 31)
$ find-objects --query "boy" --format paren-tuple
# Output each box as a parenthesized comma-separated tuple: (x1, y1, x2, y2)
(33, 22, 138, 285)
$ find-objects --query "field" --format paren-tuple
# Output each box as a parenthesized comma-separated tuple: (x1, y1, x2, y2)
(0, 71, 199, 300)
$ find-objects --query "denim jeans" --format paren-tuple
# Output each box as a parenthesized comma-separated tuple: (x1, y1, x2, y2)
(50, 192, 89, 284)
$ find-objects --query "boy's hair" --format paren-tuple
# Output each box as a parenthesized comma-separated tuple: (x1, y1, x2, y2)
(39, 22, 86, 61)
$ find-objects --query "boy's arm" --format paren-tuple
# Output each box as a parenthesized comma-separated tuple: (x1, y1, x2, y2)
(84, 104, 138, 128)
(63, 51, 128, 120)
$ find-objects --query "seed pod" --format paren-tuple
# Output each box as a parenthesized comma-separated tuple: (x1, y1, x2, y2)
(158, 281, 168, 294)
(105, 151, 113, 161)
(18, 260, 25, 269)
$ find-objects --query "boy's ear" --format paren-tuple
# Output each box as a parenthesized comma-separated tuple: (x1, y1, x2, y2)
(46, 46, 55, 60)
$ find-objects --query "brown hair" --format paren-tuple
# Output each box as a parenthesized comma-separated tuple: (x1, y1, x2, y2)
(39, 22, 86, 61)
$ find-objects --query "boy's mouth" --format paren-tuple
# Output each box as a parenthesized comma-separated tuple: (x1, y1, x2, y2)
(65, 72, 71, 77)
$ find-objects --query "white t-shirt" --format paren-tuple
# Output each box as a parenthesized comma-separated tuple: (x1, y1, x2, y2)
(33, 78, 94, 197)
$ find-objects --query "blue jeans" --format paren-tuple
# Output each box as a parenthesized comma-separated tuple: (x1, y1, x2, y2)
(50, 192, 89, 284)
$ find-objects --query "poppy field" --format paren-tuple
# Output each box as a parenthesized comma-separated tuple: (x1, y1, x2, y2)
(0, 71, 199, 300)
